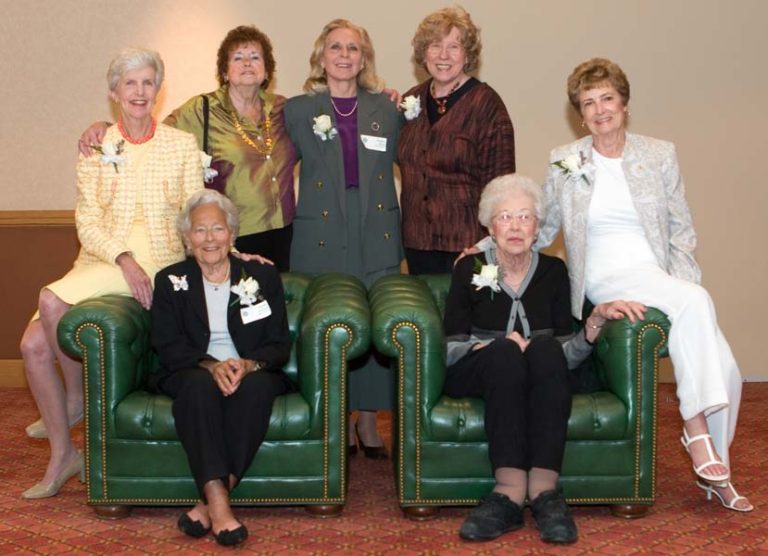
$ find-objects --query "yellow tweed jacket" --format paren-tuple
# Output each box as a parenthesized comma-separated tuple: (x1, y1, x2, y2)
(75, 123, 203, 268)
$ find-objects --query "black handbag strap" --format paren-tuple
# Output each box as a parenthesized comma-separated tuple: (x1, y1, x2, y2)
(201, 95, 210, 154)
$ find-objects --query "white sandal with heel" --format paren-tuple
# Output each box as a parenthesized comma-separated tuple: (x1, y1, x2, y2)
(680, 429, 729, 486)
(696, 480, 753, 512)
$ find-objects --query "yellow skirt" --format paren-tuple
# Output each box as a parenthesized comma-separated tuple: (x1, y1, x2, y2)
(32, 218, 162, 320)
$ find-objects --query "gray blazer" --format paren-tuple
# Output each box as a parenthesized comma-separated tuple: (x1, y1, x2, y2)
(284, 90, 403, 281)
(538, 132, 701, 317)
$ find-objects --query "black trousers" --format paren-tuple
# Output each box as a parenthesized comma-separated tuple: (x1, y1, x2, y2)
(405, 248, 460, 275)
(444, 337, 572, 472)
(235, 224, 293, 272)
(160, 367, 293, 499)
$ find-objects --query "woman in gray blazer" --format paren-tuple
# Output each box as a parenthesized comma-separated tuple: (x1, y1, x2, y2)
(284, 19, 402, 458)
(539, 58, 750, 512)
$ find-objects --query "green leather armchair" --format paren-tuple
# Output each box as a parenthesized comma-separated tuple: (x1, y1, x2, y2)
(370, 274, 670, 519)
(58, 272, 369, 518)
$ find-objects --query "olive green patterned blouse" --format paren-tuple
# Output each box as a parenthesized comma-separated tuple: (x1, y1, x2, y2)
(165, 86, 297, 237)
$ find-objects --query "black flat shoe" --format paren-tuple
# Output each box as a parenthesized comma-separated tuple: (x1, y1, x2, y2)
(355, 427, 387, 460)
(530, 489, 578, 544)
(177, 512, 211, 539)
(348, 444, 358, 456)
(459, 492, 524, 541)
(213, 523, 248, 547)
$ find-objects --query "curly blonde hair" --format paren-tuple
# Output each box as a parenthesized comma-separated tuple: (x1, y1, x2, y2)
(303, 19, 384, 94)
(567, 57, 630, 112)
(412, 6, 482, 74)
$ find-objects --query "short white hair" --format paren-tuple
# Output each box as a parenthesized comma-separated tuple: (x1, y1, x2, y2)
(107, 47, 165, 91)
(477, 174, 543, 228)
(177, 189, 240, 239)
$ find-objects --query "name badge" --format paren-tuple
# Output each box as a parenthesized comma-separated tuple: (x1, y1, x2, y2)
(241, 300, 271, 324)
(360, 134, 387, 152)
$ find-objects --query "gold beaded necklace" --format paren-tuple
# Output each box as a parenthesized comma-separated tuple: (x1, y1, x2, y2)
(231, 110, 273, 155)
(230, 90, 274, 156)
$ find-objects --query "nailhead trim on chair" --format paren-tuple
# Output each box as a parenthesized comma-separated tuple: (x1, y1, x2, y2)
(393, 319, 668, 506)
(391, 321, 422, 501)
(76, 319, 353, 505)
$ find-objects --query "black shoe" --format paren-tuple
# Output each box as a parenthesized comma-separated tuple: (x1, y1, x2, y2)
(177, 512, 211, 539)
(348, 444, 358, 456)
(459, 492, 524, 541)
(213, 523, 248, 547)
(530, 489, 578, 544)
(356, 428, 387, 460)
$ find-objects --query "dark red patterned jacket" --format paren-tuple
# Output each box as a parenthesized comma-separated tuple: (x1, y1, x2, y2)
(397, 80, 515, 252)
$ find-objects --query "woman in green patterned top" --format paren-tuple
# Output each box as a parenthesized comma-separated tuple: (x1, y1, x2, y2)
(80, 26, 297, 270)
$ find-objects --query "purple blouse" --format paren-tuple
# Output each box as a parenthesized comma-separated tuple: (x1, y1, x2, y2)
(332, 96, 359, 188)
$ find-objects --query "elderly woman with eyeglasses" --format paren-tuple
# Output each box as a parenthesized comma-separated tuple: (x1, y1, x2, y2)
(151, 189, 292, 547)
(444, 174, 643, 543)
(398, 6, 515, 275)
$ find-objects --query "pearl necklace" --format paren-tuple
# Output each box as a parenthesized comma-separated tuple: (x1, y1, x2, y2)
(330, 97, 358, 117)
(202, 263, 231, 291)
(117, 118, 157, 144)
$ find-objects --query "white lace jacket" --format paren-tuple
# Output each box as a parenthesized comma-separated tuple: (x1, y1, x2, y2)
(537, 132, 701, 317)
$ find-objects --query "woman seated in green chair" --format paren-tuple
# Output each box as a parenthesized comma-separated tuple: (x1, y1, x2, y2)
(444, 174, 644, 543)
(151, 190, 292, 547)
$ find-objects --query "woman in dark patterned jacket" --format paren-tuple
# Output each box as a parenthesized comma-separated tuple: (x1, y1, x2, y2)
(398, 6, 515, 275)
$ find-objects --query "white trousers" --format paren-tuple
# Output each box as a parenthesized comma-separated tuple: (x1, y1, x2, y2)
(586, 264, 742, 466)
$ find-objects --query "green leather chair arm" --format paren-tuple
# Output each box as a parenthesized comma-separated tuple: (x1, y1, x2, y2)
(592, 307, 670, 432)
(58, 294, 151, 413)
(297, 272, 370, 435)
(370, 274, 445, 438)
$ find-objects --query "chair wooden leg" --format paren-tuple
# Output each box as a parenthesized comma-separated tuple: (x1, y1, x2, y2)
(92, 505, 132, 519)
(402, 506, 440, 521)
(305, 504, 343, 518)
(610, 504, 649, 519)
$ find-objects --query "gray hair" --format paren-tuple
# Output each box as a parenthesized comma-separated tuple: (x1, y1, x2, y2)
(107, 47, 165, 91)
(477, 174, 544, 228)
(177, 189, 240, 239)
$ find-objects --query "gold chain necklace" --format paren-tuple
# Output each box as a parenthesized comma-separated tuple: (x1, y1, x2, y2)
(330, 97, 358, 117)
(231, 109, 274, 156)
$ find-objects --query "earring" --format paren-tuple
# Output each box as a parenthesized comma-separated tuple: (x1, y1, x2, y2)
(491, 235, 497, 243)
(625, 108, 631, 116)
(580, 121, 586, 128)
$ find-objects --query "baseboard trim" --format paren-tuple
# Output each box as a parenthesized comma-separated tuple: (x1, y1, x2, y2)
(0, 360, 27, 387)
(0, 210, 75, 228)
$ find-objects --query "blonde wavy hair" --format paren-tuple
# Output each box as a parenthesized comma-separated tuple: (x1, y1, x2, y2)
(412, 6, 482, 74)
(303, 19, 384, 94)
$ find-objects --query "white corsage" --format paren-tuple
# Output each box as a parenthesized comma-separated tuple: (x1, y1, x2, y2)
(400, 95, 421, 121)
(471, 258, 501, 295)
(200, 151, 218, 184)
(168, 274, 188, 291)
(552, 152, 593, 185)
(91, 139, 126, 173)
(312, 114, 338, 141)
(231, 272, 260, 306)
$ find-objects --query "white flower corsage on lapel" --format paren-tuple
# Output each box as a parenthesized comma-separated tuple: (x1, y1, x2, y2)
(91, 139, 126, 173)
(552, 152, 593, 185)
(471, 258, 501, 298)
(200, 151, 219, 184)
(312, 114, 338, 141)
(400, 95, 421, 121)
(230, 270, 261, 306)
(168, 274, 188, 291)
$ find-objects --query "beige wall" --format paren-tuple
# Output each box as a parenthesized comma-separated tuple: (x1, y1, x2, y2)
(1, 0, 765, 380)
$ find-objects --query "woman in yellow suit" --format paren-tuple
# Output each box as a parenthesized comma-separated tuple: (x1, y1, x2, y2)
(19, 47, 202, 498)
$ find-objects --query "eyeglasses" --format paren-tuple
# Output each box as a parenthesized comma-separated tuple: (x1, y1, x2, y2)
(492, 211, 537, 226)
